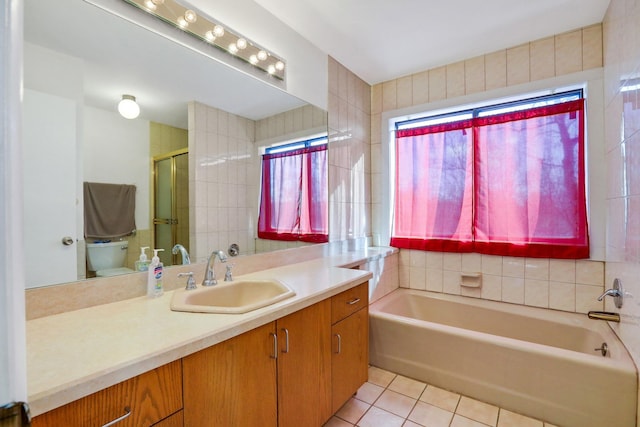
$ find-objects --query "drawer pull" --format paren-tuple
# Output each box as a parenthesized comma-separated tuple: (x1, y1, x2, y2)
(270, 332, 278, 359)
(347, 298, 361, 305)
(102, 407, 131, 427)
(281, 328, 290, 354)
(334, 333, 342, 354)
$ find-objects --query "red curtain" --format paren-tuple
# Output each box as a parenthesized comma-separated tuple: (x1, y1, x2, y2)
(391, 120, 474, 251)
(391, 99, 589, 259)
(258, 145, 328, 243)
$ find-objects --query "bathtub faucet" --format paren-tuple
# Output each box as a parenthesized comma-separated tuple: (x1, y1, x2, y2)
(202, 250, 227, 287)
(597, 278, 624, 309)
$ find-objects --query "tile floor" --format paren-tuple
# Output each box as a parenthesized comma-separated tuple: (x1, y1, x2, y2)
(324, 366, 558, 427)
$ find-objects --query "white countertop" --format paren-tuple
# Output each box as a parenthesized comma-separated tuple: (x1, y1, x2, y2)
(26, 250, 389, 416)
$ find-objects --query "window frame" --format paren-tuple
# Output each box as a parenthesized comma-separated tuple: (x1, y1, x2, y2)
(377, 73, 606, 260)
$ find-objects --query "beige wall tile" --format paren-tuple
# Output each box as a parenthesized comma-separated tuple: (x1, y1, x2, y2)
(507, 43, 530, 86)
(485, 50, 507, 91)
(409, 266, 427, 290)
(412, 71, 429, 105)
(443, 252, 462, 271)
(502, 256, 524, 278)
(481, 274, 502, 301)
(461, 253, 482, 272)
(524, 279, 549, 308)
(465, 56, 485, 95)
(382, 80, 398, 111)
(576, 260, 604, 285)
(549, 259, 576, 283)
(549, 281, 576, 312)
(555, 29, 583, 75)
(529, 37, 556, 81)
(446, 61, 465, 98)
(409, 249, 427, 267)
(426, 268, 444, 292)
(426, 251, 444, 269)
(481, 255, 502, 275)
(524, 258, 549, 280)
(583, 24, 603, 69)
(443, 270, 461, 295)
(502, 277, 525, 304)
(396, 75, 413, 109)
(576, 284, 604, 313)
(371, 83, 383, 115)
(429, 66, 447, 102)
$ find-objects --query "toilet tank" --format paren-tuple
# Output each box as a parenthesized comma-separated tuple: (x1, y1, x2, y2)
(86, 240, 128, 272)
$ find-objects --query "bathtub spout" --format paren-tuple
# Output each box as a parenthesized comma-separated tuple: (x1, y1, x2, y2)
(588, 311, 620, 323)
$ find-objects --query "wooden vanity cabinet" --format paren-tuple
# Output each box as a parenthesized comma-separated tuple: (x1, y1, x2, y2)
(182, 322, 278, 426)
(182, 299, 331, 427)
(31, 360, 183, 427)
(277, 298, 332, 426)
(330, 282, 369, 412)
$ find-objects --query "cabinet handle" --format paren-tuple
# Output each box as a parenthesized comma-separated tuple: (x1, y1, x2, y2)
(334, 333, 342, 354)
(281, 328, 290, 353)
(270, 332, 278, 359)
(347, 297, 361, 305)
(101, 406, 131, 427)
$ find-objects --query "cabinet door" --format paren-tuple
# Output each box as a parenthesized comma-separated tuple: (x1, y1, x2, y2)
(152, 410, 183, 427)
(183, 322, 277, 427)
(277, 299, 332, 427)
(332, 307, 369, 413)
(32, 360, 183, 427)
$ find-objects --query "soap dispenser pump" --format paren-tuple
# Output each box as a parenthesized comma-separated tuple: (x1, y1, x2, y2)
(147, 248, 165, 298)
(135, 246, 150, 271)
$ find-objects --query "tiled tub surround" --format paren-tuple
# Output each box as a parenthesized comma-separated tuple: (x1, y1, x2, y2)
(399, 251, 606, 314)
(369, 289, 637, 427)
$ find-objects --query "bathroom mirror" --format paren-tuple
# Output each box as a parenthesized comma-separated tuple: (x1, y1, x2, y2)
(23, 0, 328, 288)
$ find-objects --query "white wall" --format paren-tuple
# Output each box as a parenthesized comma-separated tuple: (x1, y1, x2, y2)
(83, 106, 151, 232)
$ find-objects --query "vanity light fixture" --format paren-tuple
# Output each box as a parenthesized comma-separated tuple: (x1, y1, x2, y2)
(118, 94, 140, 119)
(122, 0, 286, 80)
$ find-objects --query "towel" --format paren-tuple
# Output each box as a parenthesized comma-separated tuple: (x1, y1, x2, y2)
(84, 182, 136, 239)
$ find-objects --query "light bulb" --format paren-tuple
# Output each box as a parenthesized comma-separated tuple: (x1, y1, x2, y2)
(118, 95, 140, 119)
(267, 64, 276, 74)
(205, 30, 216, 41)
(184, 9, 197, 23)
(151, 0, 164, 4)
(249, 55, 258, 64)
(257, 50, 268, 61)
(213, 25, 224, 37)
(177, 16, 188, 28)
(275, 61, 284, 71)
(144, 0, 157, 10)
(229, 43, 238, 54)
(236, 38, 247, 49)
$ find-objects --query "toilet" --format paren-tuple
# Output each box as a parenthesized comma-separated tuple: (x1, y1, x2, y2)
(86, 240, 134, 277)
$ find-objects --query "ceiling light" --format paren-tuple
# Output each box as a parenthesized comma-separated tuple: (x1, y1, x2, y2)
(177, 16, 188, 27)
(257, 50, 268, 61)
(229, 43, 238, 53)
(249, 54, 258, 64)
(236, 38, 247, 50)
(118, 95, 140, 119)
(275, 61, 284, 71)
(151, 0, 164, 4)
(267, 64, 276, 74)
(144, 0, 157, 10)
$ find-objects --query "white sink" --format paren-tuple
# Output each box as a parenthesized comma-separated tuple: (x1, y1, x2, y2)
(170, 279, 296, 314)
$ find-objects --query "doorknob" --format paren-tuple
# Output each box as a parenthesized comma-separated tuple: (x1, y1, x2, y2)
(61, 236, 74, 246)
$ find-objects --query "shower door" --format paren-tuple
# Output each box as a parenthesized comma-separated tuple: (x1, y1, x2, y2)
(153, 149, 189, 266)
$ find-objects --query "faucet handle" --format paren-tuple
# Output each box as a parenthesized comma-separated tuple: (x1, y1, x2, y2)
(178, 272, 196, 290)
(224, 264, 234, 282)
(597, 278, 624, 309)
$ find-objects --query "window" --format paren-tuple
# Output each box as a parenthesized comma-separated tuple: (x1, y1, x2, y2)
(258, 137, 328, 243)
(391, 91, 589, 259)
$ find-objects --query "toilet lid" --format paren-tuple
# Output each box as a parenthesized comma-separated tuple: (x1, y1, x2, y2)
(96, 267, 135, 277)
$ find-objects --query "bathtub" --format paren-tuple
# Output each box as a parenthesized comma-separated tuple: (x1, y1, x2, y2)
(369, 289, 637, 427)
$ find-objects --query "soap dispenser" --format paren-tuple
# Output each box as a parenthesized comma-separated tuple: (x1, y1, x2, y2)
(147, 248, 165, 298)
(135, 246, 150, 271)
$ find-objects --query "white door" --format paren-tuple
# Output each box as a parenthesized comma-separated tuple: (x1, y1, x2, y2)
(23, 89, 78, 288)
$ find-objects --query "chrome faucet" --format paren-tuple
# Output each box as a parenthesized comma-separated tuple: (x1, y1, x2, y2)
(202, 250, 227, 286)
(597, 278, 624, 309)
(172, 244, 191, 265)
